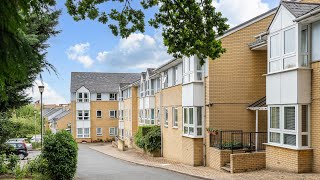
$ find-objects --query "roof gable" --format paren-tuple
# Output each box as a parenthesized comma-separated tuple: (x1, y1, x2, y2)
(282, 1, 320, 18)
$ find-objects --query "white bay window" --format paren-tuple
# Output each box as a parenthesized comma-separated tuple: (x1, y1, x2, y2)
(183, 107, 203, 138)
(268, 105, 309, 148)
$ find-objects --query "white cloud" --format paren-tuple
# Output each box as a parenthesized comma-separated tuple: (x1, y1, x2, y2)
(66, 42, 94, 68)
(213, 0, 270, 27)
(96, 32, 172, 72)
(26, 80, 67, 105)
(96, 51, 108, 62)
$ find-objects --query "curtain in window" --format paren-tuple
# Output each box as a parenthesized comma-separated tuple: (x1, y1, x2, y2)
(284, 107, 295, 130)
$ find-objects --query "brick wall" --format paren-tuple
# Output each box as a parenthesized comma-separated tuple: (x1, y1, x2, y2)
(56, 112, 72, 131)
(206, 12, 274, 168)
(230, 152, 266, 173)
(266, 145, 313, 173)
(90, 101, 119, 141)
(311, 62, 320, 172)
(206, 147, 231, 170)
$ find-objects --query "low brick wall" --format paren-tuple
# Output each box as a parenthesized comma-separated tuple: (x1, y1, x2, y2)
(230, 152, 266, 173)
(266, 145, 313, 173)
(207, 147, 231, 170)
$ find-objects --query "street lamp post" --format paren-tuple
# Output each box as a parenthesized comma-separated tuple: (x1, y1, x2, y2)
(38, 85, 44, 150)
(34, 110, 37, 144)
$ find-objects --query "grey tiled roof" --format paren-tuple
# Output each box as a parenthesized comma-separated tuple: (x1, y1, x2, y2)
(282, 1, 320, 18)
(146, 68, 155, 76)
(70, 72, 140, 93)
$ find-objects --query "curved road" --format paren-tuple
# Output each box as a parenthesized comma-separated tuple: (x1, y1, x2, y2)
(76, 144, 199, 180)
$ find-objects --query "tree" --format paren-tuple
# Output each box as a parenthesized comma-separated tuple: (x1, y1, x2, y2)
(66, 0, 229, 64)
(0, 0, 61, 111)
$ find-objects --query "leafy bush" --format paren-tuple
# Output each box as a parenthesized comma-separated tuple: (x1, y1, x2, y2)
(0, 154, 8, 175)
(28, 155, 49, 175)
(7, 154, 19, 171)
(144, 126, 161, 152)
(134, 126, 161, 153)
(13, 163, 28, 179)
(0, 143, 14, 155)
(42, 130, 78, 180)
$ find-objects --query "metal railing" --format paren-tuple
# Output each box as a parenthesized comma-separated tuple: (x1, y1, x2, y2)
(210, 130, 267, 153)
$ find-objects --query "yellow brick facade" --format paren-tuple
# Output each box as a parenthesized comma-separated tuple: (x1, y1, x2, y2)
(121, 86, 139, 148)
(56, 112, 72, 131)
(206, 13, 274, 169)
(71, 100, 119, 142)
(230, 152, 266, 173)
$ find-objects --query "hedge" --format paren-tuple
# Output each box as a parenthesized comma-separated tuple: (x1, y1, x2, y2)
(134, 126, 161, 153)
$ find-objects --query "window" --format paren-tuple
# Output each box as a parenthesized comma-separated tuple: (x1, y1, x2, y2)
(173, 66, 178, 85)
(140, 83, 144, 97)
(301, 26, 309, 67)
(163, 71, 168, 88)
(109, 127, 117, 136)
(312, 21, 320, 61)
(284, 28, 295, 55)
(270, 34, 280, 59)
(96, 128, 102, 136)
(173, 108, 178, 128)
(156, 77, 161, 92)
(268, 105, 309, 148)
(270, 107, 280, 129)
(77, 128, 83, 138)
(283, 56, 296, 69)
(164, 108, 168, 127)
(183, 107, 203, 137)
(109, 110, 117, 118)
(157, 109, 160, 125)
(150, 109, 155, 125)
(84, 128, 90, 137)
(77, 92, 89, 102)
(284, 106, 295, 130)
(196, 58, 203, 81)
(97, 93, 102, 100)
(109, 93, 117, 101)
(96, 110, 102, 118)
(77, 110, 89, 120)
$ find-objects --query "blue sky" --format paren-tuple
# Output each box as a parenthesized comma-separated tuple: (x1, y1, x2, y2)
(27, 0, 280, 104)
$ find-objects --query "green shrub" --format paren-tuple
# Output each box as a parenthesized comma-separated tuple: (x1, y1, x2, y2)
(144, 126, 161, 152)
(28, 155, 49, 175)
(0, 154, 8, 175)
(7, 154, 19, 171)
(42, 130, 78, 180)
(13, 164, 28, 179)
(0, 143, 14, 155)
(134, 126, 161, 153)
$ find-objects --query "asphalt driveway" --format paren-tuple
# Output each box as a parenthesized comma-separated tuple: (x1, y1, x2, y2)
(76, 144, 199, 180)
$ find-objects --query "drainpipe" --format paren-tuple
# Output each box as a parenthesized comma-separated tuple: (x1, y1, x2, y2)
(203, 59, 207, 167)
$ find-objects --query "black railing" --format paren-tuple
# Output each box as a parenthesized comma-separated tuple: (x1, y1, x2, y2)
(209, 130, 243, 149)
(209, 130, 267, 153)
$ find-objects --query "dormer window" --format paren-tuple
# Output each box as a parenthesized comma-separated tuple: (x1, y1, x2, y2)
(109, 93, 117, 101)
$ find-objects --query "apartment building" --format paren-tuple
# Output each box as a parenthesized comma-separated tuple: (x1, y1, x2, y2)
(70, 72, 140, 142)
(118, 81, 139, 147)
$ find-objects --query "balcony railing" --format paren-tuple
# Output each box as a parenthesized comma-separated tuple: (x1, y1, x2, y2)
(210, 130, 267, 153)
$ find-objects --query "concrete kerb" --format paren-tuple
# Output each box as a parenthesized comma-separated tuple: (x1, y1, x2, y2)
(88, 146, 213, 180)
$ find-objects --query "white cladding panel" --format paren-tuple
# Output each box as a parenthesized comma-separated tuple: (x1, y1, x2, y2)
(280, 70, 297, 104)
(76, 102, 90, 110)
(139, 98, 143, 109)
(168, 68, 173, 87)
(76, 120, 90, 128)
(312, 21, 320, 61)
(193, 83, 204, 106)
(298, 70, 312, 104)
(269, 6, 295, 33)
(77, 86, 90, 93)
(143, 97, 149, 108)
(266, 74, 281, 104)
(91, 93, 96, 100)
(143, 96, 155, 109)
(182, 83, 203, 106)
(182, 83, 193, 106)
(119, 121, 124, 129)
(267, 70, 311, 105)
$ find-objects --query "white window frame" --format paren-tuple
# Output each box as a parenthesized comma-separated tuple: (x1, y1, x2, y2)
(109, 93, 117, 101)
(268, 104, 310, 149)
(172, 107, 178, 128)
(109, 110, 118, 118)
(77, 92, 90, 102)
(96, 110, 102, 118)
(164, 108, 168, 127)
(183, 107, 203, 138)
(150, 109, 155, 125)
(96, 127, 102, 136)
(96, 93, 102, 101)
(109, 127, 118, 136)
(77, 110, 90, 121)
(77, 128, 83, 138)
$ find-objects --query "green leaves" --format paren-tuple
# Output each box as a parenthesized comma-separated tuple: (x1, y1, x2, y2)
(65, 0, 229, 65)
(134, 126, 161, 152)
